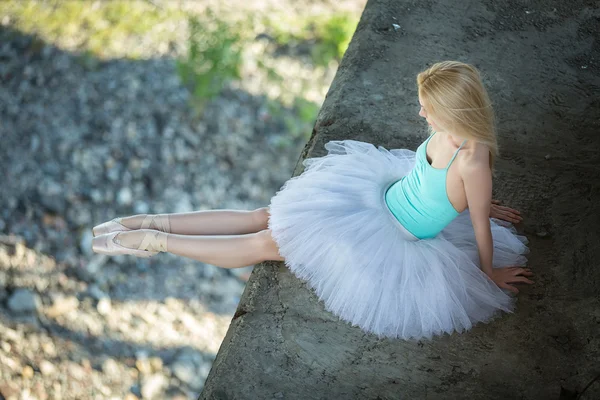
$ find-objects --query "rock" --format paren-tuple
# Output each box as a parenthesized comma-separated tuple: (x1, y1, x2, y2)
(536, 229, 549, 238)
(0, 382, 20, 399)
(170, 358, 196, 385)
(87, 284, 109, 300)
(22, 365, 35, 379)
(90, 188, 104, 203)
(140, 373, 167, 399)
(97, 298, 112, 315)
(85, 254, 108, 277)
(80, 229, 94, 257)
(102, 358, 121, 377)
(117, 187, 133, 206)
(39, 360, 57, 376)
(174, 193, 193, 214)
(46, 295, 79, 317)
(68, 207, 92, 226)
(170, 351, 204, 390)
(135, 358, 153, 376)
(7, 288, 41, 314)
(134, 201, 150, 214)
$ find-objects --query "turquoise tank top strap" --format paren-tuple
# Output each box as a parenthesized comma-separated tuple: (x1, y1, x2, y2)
(445, 139, 468, 169)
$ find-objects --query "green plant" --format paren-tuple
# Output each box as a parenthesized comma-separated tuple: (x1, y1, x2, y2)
(263, 13, 358, 67)
(311, 13, 357, 67)
(294, 97, 320, 124)
(0, 0, 179, 57)
(176, 9, 244, 111)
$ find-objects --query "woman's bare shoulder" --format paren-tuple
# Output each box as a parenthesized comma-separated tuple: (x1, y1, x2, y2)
(459, 141, 491, 172)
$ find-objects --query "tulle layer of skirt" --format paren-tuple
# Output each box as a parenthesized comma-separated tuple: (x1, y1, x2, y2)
(267, 139, 530, 341)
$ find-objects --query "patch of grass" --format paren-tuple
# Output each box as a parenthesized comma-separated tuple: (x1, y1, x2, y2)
(312, 13, 358, 67)
(176, 8, 244, 114)
(293, 97, 320, 125)
(263, 12, 358, 67)
(0, 0, 182, 57)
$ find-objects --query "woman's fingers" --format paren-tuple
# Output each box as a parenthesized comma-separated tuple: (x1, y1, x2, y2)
(500, 282, 519, 293)
(497, 204, 521, 214)
(499, 209, 522, 220)
(506, 276, 534, 284)
(492, 207, 523, 223)
(494, 205, 523, 222)
(506, 265, 533, 275)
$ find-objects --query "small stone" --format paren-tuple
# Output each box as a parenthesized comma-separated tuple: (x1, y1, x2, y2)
(22, 365, 35, 379)
(102, 358, 121, 377)
(544, 154, 551, 160)
(0, 382, 20, 398)
(88, 284, 109, 300)
(107, 166, 120, 182)
(117, 187, 133, 206)
(97, 298, 112, 315)
(46, 295, 79, 317)
(134, 201, 150, 214)
(80, 229, 94, 257)
(140, 374, 167, 399)
(39, 360, 56, 376)
(86, 254, 108, 276)
(135, 358, 153, 375)
(7, 288, 41, 314)
(536, 229, 549, 238)
(149, 357, 163, 372)
(90, 188, 104, 203)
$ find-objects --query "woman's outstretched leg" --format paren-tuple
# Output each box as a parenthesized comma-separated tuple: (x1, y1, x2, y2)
(109, 228, 284, 269)
(102, 207, 271, 236)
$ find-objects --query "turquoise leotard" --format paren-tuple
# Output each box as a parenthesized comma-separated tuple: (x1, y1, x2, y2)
(384, 132, 467, 239)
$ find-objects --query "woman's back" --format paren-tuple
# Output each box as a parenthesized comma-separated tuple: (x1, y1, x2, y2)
(385, 132, 467, 239)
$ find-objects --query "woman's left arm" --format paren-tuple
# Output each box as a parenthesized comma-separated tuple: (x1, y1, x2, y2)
(462, 162, 494, 277)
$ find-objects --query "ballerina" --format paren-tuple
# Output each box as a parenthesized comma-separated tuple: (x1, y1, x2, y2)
(92, 60, 532, 341)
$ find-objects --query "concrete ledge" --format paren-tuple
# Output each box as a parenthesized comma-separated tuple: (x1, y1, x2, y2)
(200, 0, 600, 399)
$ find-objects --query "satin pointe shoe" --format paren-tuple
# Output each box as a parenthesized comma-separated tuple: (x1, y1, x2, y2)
(92, 217, 133, 237)
(91, 229, 168, 258)
(92, 214, 171, 237)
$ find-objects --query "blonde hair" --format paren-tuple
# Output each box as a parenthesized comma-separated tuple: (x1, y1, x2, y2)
(416, 61, 498, 173)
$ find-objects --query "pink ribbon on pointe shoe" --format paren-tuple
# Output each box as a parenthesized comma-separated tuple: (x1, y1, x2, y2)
(137, 230, 169, 253)
(140, 214, 171, 233)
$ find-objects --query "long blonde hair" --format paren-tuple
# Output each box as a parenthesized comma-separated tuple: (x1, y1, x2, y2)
(416, 61, 498, 173)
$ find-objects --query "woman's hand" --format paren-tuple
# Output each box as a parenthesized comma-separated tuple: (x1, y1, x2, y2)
(488, 266, 534, 294)
(490, 199, 523, 224)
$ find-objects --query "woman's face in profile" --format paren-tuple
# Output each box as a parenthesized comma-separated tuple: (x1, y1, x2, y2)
(418, 94, 442, 132)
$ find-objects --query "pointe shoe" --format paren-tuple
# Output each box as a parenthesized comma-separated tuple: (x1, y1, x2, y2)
(92, 217, 133, 237)
(92, 214, 170, 237)
(91, 229, 168, 258)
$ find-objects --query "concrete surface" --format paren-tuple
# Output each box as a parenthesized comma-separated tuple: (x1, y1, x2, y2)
(200, 0, 600, 399)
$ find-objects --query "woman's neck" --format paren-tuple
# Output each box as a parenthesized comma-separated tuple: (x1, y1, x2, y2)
(437, 131, 466, 148)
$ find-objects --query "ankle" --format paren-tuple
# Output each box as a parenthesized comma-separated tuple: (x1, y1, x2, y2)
(139, 229, 169, 253)
(145, 214, 170, 233)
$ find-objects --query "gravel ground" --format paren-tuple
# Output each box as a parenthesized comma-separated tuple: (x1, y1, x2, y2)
(0, 1, 366, 399)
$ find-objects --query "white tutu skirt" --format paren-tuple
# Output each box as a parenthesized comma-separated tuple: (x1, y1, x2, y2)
(267, 140, 530, 341)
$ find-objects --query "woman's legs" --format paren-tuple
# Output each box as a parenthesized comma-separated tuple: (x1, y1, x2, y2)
(117, 207, 271, 235)
(114, 228, 284, 269)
